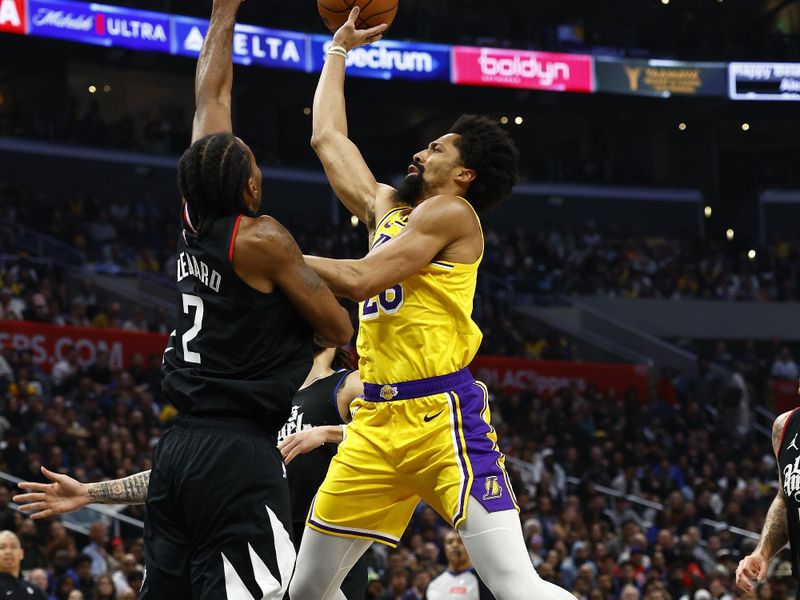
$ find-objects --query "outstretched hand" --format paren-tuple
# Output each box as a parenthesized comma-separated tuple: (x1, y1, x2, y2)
(13, 466, 90, 519)
(333, 7, 388, 52)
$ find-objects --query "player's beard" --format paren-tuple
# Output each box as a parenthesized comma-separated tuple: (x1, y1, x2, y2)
(396, 165, 427, 206)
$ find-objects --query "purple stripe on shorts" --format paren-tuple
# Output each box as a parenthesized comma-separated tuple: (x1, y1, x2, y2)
(307, 517, 399, 547)
(364, 368, 474, 402)
(456, 382, 518, 514)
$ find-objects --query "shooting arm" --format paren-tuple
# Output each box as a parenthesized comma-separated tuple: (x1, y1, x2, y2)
(310, 9, 390, 233)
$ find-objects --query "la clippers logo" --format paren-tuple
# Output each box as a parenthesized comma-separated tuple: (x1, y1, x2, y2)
(783, 455, 800, 500)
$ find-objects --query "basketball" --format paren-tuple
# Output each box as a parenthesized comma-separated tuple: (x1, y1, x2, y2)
(318, 0, 399, 34)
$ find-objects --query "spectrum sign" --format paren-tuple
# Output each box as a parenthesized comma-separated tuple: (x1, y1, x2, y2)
(310, 36, 451, 81)
(452, 46, 595, 92)
(27, 0, 170, 52)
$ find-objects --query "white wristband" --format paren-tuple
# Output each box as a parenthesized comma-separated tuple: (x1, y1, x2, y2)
(327, 45, 348, 60)
(340, 424, 347, 441)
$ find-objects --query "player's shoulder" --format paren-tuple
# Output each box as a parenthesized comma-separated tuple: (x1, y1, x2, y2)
(235, 215, 299, 260)
(411, 194, 475, 220)
(772, 409, 798, 455)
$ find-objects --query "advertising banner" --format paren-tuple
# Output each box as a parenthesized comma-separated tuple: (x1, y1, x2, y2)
(172, 16, 308, 71)
(469, 355, 650, 400)
(729, 62, 800, 101)
(0, 321, 168, 372)
(27, 0, 170, 52)
(452, 46, 594, 92)
(596, 57, 727, 97)
(310, 35, 451, 81)
(0, 0, 25, 34)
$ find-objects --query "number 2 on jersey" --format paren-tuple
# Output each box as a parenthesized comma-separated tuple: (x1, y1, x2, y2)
(181, 293, 204, 364)
(362, 284, 404, 319)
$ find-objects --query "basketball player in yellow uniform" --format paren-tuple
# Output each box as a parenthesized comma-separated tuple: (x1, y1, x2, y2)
(289, 8, 574, 600)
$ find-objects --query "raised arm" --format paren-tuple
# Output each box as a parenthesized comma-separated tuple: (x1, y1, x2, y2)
(310, 7, 391, 233)
(304, 196, 479, 301)
(191, 0, 242, 143)
(14, 467, 151, 519)
(236, 217, 353, 347)
(736, 411, 794, 592)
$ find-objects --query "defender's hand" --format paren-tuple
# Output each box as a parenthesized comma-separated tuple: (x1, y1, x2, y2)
(333, 7, 388, 52)
(735, 553, 769, 593)
(278, 428, 329, 464)
(13, 466, 91, 519)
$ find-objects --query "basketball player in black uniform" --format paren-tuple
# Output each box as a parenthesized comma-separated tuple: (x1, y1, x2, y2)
(736, 409, 800, 597)
(48, 0, 349, 597)
(278, 344, 367, 600)
(15, 344, 368, 599)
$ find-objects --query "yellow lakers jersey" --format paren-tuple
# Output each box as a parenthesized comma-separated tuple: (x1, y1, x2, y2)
(357, 202, 483, 384)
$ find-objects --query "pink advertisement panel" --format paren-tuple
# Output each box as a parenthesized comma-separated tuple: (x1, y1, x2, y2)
(452, 46, 594, 92)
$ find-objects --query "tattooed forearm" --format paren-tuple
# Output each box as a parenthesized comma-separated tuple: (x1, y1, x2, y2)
(87, 470, 151, 505)
(755, 492, 790, 558)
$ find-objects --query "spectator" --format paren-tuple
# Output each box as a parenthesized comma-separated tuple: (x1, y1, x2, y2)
(770, 346, 799, 380)
(80, 523, 109, 578)
(426, 530, 492, 600)
(0, 530, 47, 599)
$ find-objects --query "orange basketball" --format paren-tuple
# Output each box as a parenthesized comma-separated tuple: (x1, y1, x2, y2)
(318, 0, 399, 34)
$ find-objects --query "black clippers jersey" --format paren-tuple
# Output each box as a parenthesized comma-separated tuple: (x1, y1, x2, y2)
(162, 213, 314, 431)
(278, 369, 352, 540)
(778, 407, 800, 590)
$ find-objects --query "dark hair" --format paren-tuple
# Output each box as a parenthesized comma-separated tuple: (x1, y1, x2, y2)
(177, 133, 255, 237)
(312, 343, 357, 371)
(449, 114, 519, 212)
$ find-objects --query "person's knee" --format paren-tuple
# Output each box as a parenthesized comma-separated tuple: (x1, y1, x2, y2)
(288, 573, 316, 600)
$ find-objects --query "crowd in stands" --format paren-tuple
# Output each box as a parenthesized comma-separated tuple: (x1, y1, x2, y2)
(0, 317, 795, 599)
(483, 224, 800, 303)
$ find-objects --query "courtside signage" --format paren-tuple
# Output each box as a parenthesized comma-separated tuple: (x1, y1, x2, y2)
(729, 62, 800, 101)
(452, 46, 594, 92)
(27, 0, 170, 52)
(596, 57, 727, 97)
(311, 36, 451, 81)
(0, 0, 25, 34)
(173, 16, 307, 71)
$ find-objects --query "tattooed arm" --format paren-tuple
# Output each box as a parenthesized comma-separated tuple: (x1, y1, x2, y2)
(87, 470, 151, 505)
(735, 411, 793, 592)
(14, 466, 150, 520)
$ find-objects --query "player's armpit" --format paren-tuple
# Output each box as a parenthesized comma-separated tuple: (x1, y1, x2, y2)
(248, 217, 353, 346)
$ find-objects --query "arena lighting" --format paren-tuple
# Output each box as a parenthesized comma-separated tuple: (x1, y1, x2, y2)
(350, 215, 359, 228)
(704, 206, 712, 218)
(515, 116, 524, 125)
(726, 228, 735, 241)
(88, 85, 97, 93)
(303, 107, 311, 115)
(103, 85, 111, 93)
(661, 0, 669, 5)
(678, 122, 687, 131)
(748, 249, 757, 260)
(741, 122, 750, 131)
(500, 116, 509, 125)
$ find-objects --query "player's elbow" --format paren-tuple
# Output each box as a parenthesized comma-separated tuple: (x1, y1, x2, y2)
(310, 131, 331, 154)
(322, 312, 354, 347)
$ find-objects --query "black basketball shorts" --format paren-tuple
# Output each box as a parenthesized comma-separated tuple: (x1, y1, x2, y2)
(141, 416, 294, 600)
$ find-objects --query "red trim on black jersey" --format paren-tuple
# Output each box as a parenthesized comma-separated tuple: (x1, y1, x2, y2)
(778, 407, 800, 458)
(228, 214, 243, 262)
